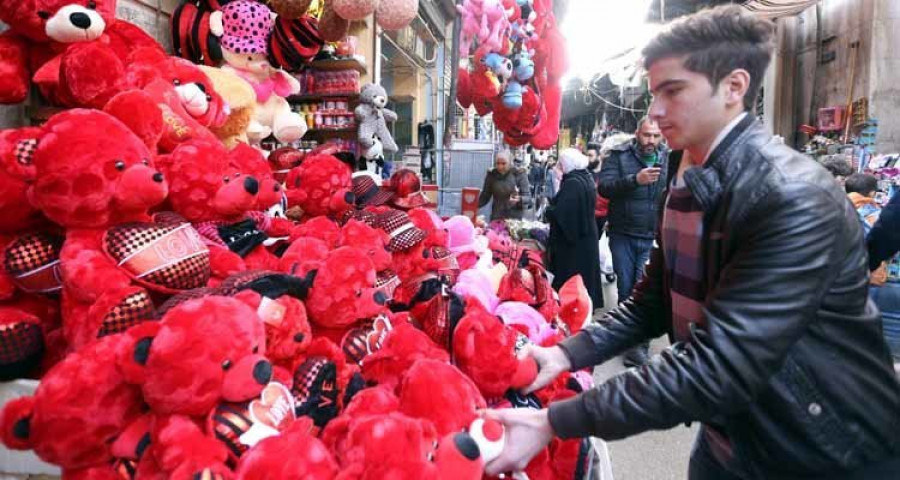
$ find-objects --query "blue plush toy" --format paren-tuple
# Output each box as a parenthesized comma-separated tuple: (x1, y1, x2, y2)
(481, 52, 513, 82)
(512, 50, 535, 82)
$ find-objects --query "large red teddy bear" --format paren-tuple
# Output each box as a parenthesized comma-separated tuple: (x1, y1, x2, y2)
(28, 109, 213, 351)
(0, 0, 165, 108)
(159, 139, 284, 278)
(285, 153, 356, 220)
(0, 333, 145, 476)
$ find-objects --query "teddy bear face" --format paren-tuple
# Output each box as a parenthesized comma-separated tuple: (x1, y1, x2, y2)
(0, 0, 117, 43)
(227, 143, 282, 212)
(131, 296, 272, 416)
(360, 84, 389, 109)
(284, 154, 354, 218)
(30, 109, 168, 229)
(306, 247, 388, 330)
(166, 59, 228, 128)
(221, 50, 274, 77)
(162, 140, 261, 222)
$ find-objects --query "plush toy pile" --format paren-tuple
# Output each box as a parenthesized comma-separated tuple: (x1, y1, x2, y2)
(456, 0, 567, 149)
(0, 0, 591, 477)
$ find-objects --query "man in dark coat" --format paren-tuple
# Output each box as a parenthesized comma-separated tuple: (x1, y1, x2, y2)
(547, 149, 602, 309)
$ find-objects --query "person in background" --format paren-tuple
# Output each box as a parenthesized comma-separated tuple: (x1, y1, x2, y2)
(845, 173, 881, 236)
(546, 149, 603, 309)
(479, 149, 531, 221)
(598, 116, 668, 367)
(483, 6, 900, 479)
(544, 155, 560, 200)
(586, 144, 610, 240)
(866, 188, 900, 369)
(822, 157, 854, 187)
(529, 155, 546, 201)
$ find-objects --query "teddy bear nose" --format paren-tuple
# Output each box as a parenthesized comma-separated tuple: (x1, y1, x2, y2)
(70, 12, 92, 29)
(152, 172, 164, 183)
(344, 192, 355, 204)
(243, 176, 259, 195)
(454, 432, 481, 461)
(374, 291, 388, 306)
(252, 360, 272, 385)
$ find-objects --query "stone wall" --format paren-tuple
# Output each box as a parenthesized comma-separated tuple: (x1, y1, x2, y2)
(764, 0, 899, 153)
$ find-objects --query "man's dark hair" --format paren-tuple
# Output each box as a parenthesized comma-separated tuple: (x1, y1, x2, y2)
(642, 5, 775, 111)
(586, 143, 601, 155)
(845, 173, 879, 196)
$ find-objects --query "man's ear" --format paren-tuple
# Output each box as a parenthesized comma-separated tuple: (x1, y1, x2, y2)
(723, 68, 751, 109)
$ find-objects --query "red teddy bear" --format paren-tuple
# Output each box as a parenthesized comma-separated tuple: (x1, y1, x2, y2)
(160, 139, 283, 278)
(0, 333, 145, 476)
(285, 153, 356, 219)
(0, 0, 165, 108)
(105, 49, 229, 153)
(28, 109, 213, 351)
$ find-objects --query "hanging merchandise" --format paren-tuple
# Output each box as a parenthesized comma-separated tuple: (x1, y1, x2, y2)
(0, 0, 167, 108)
(456, 0, 566, 149)
(356, 83, 400, 155)
(376, 0, 420, 31)
(269, 0, 315, 18)
(209, 0, 307, 144)
(333, 0, 379, 21)
(319, 0, 351, 42)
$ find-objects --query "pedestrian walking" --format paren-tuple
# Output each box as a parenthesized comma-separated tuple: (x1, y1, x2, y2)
(483, 6, 900, 479)
(546, 149, 603, 309)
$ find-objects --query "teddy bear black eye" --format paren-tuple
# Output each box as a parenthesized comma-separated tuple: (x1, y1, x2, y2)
(222, 359, 232, 370)
(355, 289, 362, 297)
(37, 11, 50, 19)
(234, 173, 241, 178)
(206, 95, 212, 101)
(115, 161, 126, 171)
(223, 176, 230, 183)
(173, 79, 181, 86)
(87, 0, 97, 9)
(252, 345, 259, 354)
(142, 159, 150, 166)
(248, 57, 253, 62)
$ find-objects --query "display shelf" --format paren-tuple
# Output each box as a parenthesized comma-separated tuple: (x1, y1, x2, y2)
(288, 92, 360, 102)
(303, 128, 357, 136)
(309, 57, 367, 74)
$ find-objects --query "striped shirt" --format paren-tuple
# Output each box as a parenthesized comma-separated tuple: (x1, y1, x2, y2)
(662, 179, 706, 342)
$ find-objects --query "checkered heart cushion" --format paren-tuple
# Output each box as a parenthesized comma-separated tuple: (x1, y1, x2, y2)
(4, 233, 63, 295)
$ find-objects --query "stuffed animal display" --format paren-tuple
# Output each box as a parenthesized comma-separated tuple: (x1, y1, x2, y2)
(457, 0, 566, 149)
(0, 0, 594, 477)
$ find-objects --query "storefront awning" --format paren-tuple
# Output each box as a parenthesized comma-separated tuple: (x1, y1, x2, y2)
(742, 0, 821, 19)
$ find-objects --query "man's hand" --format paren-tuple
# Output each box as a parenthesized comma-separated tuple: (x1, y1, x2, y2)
(519, 345, 572, 394)
(636, 167, 661, 185)
(482, 408, 555, 476)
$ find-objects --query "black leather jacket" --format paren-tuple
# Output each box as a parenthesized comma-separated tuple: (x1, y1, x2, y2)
(597, 140, 669, 239)
(549, 116, 900, 478)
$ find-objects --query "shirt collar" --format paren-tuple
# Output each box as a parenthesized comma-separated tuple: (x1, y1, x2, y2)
(704, 112, 748, 164)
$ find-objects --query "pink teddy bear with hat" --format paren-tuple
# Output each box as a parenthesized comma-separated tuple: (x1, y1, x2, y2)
(209, 0, 306, 144)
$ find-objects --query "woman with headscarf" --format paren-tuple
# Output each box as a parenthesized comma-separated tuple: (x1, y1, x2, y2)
(546, 149, 603, 309)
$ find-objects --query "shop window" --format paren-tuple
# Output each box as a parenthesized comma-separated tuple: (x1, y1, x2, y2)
(390, 101, 413, 150)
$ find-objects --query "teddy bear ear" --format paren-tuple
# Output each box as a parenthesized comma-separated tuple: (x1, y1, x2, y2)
(0, 396, 36, 450)
(117, 321, 162, 383)
(210, 10, 225, 37)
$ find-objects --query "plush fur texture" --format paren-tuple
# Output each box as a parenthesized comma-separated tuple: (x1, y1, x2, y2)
(285, 154, 355, 219)
(235, 418, 338, 479)
(290, 216, 341, 247)
(0, 127, 45, 232)
(279, 237, 330, 277)
(398, 359, 486, 436)
(0, 0, 165, 107)
(28, 109, 169, 349)
(452, 302, 538, 398)
(234, 290, 311, 371)
(337, 220, 392, 272)
(0, 334, 144, 472)
(306, 247, 387, 331)
(198, 65, 257, 148)
(407, 208, 449, 249)
(119, 296, 270, 416)
(361, 322, 449, 389)
(355, 84, 398, 153)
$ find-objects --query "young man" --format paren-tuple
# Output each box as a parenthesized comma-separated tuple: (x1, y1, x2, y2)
(598, 117, 668, 367)
(484, 6, 900, 479)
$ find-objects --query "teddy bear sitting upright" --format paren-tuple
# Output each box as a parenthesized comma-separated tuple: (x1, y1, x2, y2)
(27, 109, 213, 351)
(0, 0, 165, 108)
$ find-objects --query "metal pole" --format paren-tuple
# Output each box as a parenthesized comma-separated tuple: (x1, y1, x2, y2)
(660, 0, 666, 22)
(443, 2, 463, 148)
